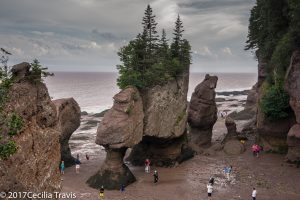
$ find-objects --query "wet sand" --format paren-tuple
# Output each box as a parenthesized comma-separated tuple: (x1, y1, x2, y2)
(62, 145, 300, 200)
(61, 97, 300, 200)
(61, 138, 300, 200)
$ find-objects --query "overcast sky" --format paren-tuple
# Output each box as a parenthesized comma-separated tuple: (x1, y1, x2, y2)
(0, 0, 257, 73)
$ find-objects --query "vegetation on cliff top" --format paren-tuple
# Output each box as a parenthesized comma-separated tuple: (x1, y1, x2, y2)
(246, 0, 300, 121)
(0, 49, 53, 159)
(117, 5, 191, 89)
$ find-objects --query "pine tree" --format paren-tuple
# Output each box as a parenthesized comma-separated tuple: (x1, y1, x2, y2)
(171, 15, 184, 58)
(116, 7, 191, 89)
(142, 5, 159, 57)
(158, 29, 169, 62)
(245, 0, 289, 59)
(180, 39, 192, 68)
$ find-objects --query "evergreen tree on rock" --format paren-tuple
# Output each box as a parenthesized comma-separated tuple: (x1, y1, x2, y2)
(142, 5, 159, 61)
(171, 14, 184, 59)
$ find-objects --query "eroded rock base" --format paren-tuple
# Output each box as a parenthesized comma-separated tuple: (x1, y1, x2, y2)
(128, 134, 194, 167)
(87, 149, 135, 190)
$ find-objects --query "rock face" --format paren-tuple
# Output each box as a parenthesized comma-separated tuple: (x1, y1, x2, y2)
(188, 74, 218, 147)
(256, 52, 295, 151)
(142, 73, 189, 139)
(225, 117, 237, 135)
(222, 117, 238, 143)
(129, 72, 193, 166)
(246, 83, 258, 109)
(87, 87, 143, 189)
(53, 98, 81, 167)
(285, 50, 300, 162)
(0, 65, 61, 193)
(257, 51, 267, 88)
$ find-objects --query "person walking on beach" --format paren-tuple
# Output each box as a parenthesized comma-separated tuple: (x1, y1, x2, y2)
(99, 185, 104, 197)
(228, 165, 232, 178)
(153, 170, 159, 183)
(60, 161, 65, 175)
(207, 183, 213, 199)
(120, 184, 125, 192)
(75, 157, 81, 174)
(145, 158, 151, 173)
(252, 144, 258, 157)
(223, 165, 232, 180)
(252, 188, 257, 200)
(208, 177, 215, 185)
(252, 144, 261, 157)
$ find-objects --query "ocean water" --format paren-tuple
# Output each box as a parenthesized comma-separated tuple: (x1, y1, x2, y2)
(45, 72, 257, 156)
(45, 72, 257, 113)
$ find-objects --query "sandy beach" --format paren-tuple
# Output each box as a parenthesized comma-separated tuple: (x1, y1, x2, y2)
(61, 96, 300, 200)
(61, 139, 300, 200)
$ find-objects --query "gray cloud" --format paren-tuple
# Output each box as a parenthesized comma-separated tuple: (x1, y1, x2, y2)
(0, 0, 257, 72)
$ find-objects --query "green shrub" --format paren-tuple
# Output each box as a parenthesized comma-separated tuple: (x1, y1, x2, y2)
(8, 113, 23, 136)
(0, 140, 18, 160)
(260, 84, 290, 121)
(117, 66, 145, 89)
(28, 59, 54, 83)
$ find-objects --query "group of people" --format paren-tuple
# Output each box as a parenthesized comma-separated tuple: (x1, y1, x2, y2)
(60, 153, 90, 175)
(207, 166, 257, 200)
(207, 165, 232, 198)
(218, 111, 228, 118)
(145, 158, 159, 183)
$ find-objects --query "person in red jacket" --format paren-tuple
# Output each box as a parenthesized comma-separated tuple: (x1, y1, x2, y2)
(145, 158, 151, 173)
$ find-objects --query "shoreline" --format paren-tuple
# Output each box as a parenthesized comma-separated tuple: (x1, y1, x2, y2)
(61, 143, 300, 200)
(61, 92, 300, 200)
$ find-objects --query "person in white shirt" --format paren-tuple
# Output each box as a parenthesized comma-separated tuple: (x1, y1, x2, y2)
(252, 187, 257, 200)
(207, 183, 213, 199)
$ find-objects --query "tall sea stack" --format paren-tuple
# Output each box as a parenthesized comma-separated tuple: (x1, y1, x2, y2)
(87, 87, 144, 189)
(188, 74, 218, 148)
(129, 71, 193, 167)
(53, 98, 81, 167)
(0, 62, 61, 193)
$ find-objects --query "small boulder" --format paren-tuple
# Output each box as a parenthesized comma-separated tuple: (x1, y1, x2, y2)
(286, 124, 300, 162)
(80, 111, 88, 116)
(210, 143, 224, 151)
(222, 117, 238, 144)
(225, 117, 237, 134)
(223, 140, 245, 155)
(11, 62, 31, 82)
